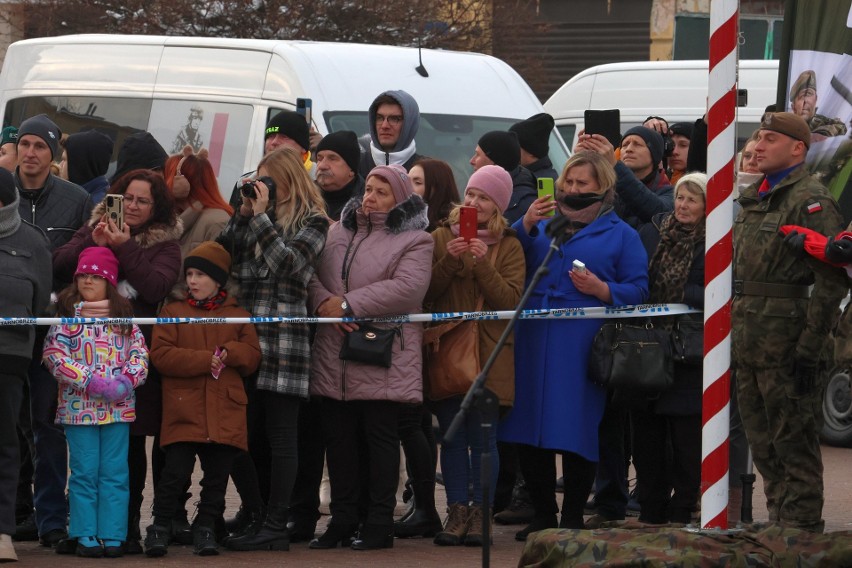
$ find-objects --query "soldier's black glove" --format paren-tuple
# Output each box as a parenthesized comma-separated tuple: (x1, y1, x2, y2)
(792, 357, 818, 396)
(824, 236, 852, 264)
(780, 229, 807, 259)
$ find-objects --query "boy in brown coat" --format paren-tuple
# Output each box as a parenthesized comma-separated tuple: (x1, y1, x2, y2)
(148, 241, 261, 556)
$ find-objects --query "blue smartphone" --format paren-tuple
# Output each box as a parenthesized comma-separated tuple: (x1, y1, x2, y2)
(296, 98, 312, 126)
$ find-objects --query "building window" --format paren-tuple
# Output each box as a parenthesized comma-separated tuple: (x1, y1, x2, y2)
(673, 14, 783, 60)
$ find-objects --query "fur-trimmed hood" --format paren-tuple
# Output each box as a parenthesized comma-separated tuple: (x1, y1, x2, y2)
(89, 200, 183, 249)
(340, 193, 429, 235)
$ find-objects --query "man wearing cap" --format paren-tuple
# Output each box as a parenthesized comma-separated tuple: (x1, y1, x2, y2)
(576, 125, 673, 230)
(315, 130, 365, 221)
(470, 131, 536, 224)
(358, 90, 423, 176)
(733, 112, 847, 533)
(789, 70, 847, 140)
(509, 113, 559, 182)
(228, 110, 313, 209)
(13, 114, 93, 548)
(0, 126, 18, 171)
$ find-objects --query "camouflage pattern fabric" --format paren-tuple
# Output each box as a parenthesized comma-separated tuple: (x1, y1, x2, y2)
(519, 521, 852, 567)
(809, 114, 848, 138)
(732, 166, 847, 530)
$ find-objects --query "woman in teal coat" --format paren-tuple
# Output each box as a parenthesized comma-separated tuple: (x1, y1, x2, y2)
(499, 152, 648, 537)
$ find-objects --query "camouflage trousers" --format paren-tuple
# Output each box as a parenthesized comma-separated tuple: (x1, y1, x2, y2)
(736, 364, 825, 532)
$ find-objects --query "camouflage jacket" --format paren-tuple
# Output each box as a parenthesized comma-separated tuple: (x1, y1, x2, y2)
(809, 113, 848, 138)
(732, 165, 847, 368)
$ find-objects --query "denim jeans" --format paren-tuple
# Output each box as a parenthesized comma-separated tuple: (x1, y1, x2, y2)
(433, 395, 498, 506)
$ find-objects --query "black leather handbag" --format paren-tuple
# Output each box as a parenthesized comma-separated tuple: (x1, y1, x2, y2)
(339, 325, 400, 368)
(670, 315, 704, 365)
(588, 319, 674, 392)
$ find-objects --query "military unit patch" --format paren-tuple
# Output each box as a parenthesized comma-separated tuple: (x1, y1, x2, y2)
(807, 202, 823, 214)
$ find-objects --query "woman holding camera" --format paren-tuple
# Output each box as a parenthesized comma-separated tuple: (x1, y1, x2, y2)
(499, 152, 648, 538)
(631, 172, 707, 525)
(308, 164, 433, 551)
(424, 165, 525, 547)
(222, 148, 329, 552)
(53, 169, 182, 553)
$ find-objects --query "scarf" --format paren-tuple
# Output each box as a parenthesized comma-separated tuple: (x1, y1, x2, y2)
(449, 224, 500, 246)
(187, 289, 227, 311)
(369, 140, 417, 169)
(648, 213, 704, 304)
(77, 299, 111, 318)
(556, 190, 614, 239)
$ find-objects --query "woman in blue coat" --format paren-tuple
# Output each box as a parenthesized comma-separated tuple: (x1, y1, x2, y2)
(499, 152, 648, 538)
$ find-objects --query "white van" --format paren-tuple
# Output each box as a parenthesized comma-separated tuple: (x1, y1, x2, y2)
(544, 59, 778, 150)
(0, 34, 568, 194)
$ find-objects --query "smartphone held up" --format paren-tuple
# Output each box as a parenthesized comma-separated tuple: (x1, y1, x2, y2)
(537, 178, 555, 217)
(459, 206, 477, 241)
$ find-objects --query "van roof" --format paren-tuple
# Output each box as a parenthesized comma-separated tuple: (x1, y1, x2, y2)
(545, 59, 778, 120)
(3, 34, 543, 119)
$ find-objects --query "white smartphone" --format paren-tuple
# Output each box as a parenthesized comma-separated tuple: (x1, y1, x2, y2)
(572, 259, 586, 273)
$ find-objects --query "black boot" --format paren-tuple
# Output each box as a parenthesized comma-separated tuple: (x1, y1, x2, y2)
(124, 513, 143, 555)
(224, 505, 249, 534)
(226, 504, 289, 551)
(192, 525, 219, 556)
(308, 523, 357, 549)
(223, 506, 264, 544)
(143, 524, 170, 557)
(171, 492, 193, 545)
(351, 524, 394, 550)
(394, 481, 441, 538)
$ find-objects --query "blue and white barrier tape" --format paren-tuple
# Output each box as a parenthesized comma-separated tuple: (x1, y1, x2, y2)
(0, 303, 699, 326)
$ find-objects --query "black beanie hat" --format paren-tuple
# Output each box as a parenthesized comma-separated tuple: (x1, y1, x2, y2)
(265, 111, 310, 152)
(111, 132, 168, 183)
(0, 168, 17, 206)
(184, 241, 231, 288)
(669, 122, 694, 140)
(477, 131, 520, 172)
(621, 126, 665, 167)
(66, 130, 115, 186)
(17, 114, 61, 159)
(316, 130, 361, 174)
(509, 113, 554, 159)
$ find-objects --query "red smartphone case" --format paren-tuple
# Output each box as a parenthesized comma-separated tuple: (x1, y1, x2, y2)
(460, 206, 477, 241)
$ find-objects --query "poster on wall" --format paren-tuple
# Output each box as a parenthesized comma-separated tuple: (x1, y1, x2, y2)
(778, 0, 852, 220)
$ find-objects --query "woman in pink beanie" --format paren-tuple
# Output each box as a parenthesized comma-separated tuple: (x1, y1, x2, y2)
(424, 164, 526, 546)
(43, 247, 148, 558)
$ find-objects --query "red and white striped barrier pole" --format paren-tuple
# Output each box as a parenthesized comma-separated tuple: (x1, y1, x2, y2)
(702, 0, 739, 530)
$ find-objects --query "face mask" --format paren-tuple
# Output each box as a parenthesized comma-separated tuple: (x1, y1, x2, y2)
(560, 191, 606, 210)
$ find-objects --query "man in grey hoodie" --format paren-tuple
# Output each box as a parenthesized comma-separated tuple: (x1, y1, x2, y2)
(358, 90, 424, 176)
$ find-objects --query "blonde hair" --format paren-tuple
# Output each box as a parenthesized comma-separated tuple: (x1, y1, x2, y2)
(258, 147, 327, 234)
(446, 201, 508, 237)
(556, 151, 617, 194)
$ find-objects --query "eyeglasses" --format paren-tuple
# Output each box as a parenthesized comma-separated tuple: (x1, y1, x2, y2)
(77, 274, 105, 282)
(124, 195, 154, 207)
(375, 114, 404, 125)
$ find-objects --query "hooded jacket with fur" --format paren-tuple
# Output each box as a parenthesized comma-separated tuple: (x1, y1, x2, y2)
(308, 194, 434, 403)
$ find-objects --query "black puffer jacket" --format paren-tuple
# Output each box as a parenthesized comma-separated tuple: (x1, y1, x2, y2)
(505, 165, 537, 224)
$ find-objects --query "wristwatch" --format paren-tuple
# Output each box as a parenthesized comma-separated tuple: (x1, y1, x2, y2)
(341, 299, 350, 314)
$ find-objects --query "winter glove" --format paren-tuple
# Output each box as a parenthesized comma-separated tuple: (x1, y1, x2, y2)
(824, 236, 852, 265)
(87, 373, 133, 402)
(780, 229, 807, 259)
(792, 357, 818, 397)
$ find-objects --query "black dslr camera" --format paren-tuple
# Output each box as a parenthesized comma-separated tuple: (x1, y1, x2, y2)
(240, 176, 277, 201)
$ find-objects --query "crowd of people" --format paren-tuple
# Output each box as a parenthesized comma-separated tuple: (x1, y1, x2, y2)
(0, 85, 847, 563)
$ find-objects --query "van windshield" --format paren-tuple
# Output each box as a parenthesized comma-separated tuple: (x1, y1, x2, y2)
(326, 111, 569, 193)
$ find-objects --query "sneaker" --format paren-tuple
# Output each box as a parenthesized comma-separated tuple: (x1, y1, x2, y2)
(39, 528, 67, 548)
(76, 536, 103, 558)
(143, 524, 169, 558)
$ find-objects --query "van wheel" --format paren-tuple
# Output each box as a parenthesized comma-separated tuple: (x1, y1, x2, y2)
(821, 367, 852, 447)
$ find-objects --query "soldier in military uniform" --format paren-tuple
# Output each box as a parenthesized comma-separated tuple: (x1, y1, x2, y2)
(732, 112, 847, 533)
(171, 106, 204, 153)
(789, 70, 848, 140)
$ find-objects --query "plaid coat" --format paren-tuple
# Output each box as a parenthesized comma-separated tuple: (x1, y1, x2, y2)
(226, 210, 328, 397)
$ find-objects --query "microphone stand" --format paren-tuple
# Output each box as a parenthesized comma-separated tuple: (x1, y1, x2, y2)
(444, 227, 566, 568)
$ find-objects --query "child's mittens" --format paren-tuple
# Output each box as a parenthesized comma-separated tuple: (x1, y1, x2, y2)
(86, 373, 133, 402)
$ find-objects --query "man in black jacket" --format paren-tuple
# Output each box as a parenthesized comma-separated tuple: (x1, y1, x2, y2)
(14, 114, 92, 548)
(470, 131, 536, 224)
(510, 113, 559, 182)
